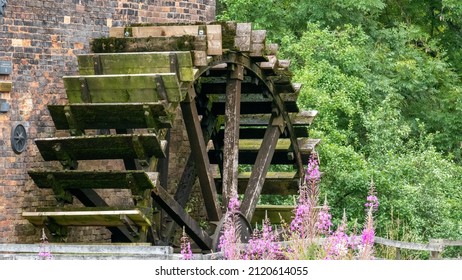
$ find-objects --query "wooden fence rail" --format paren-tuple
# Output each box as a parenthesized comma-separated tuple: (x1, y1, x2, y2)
(375, 237, 462, 259)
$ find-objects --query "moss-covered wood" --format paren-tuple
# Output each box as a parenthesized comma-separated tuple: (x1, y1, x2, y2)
(91, 36, 197, 53)
(28, 170, 159, 195)
(238, 111, 318, 126)
(217, 126, 309, 139)
(233, 138, 314, 151)
(251, 205, 295, 225)
(23, 209, 152, 227)
(208, 93, 299, 114)
(48, 103, 172, 131)
(63, 74, 182, 103)
(78, 52, 194, 82)
(208, 138, 320, 164)
(35, 134, 166, 161)
(214, 171, 299, 195)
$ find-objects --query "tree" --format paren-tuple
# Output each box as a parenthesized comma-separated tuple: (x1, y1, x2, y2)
(217, 0, 462, 254)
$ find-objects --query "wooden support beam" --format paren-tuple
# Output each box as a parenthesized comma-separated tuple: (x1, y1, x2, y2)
(47, 173, 73, 204)
(163, 110, 220, 242)
(63, 105, 83, 136)
(69, 189, 137, 243)
(222, 64, 244, 208)
(180, 86, 222, 222)
(241, 114, 283, 221)
(151, 185, 213, 251)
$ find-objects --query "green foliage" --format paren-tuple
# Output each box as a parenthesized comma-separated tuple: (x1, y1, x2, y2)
(217, 0, 462, 255)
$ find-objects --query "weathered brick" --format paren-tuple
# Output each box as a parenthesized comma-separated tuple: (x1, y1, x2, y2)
(0, 0, 216, 244)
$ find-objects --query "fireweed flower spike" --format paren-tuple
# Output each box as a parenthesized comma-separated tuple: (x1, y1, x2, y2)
(218, 195, 242, 260)
(244, 217, 281, 260)
(357, 181, 378, 260)
(324, 209, 349, 260)
(180, 227, 193, 260)
(316, 196, 333, 235)
(365, 177, 379, 211)
(290, 154, 321, 239)
(37, 228, 53, 260)
(357, 207, 375, 260)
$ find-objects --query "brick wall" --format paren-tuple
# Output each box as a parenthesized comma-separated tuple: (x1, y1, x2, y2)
(0, 0, 215, 243)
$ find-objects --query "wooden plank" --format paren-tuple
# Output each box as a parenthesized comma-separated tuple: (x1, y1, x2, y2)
(251, 205, 295, 225)
(151, 183, 213, 251)
(91, 36, 197, 53)
(234, 112, 317, 126)
(208, 138, 321, 165)
(375, 237, 442, 252)
(278, 60, 291, 70)
(253, 205, 295, 225)
(242, 115, 282, 221)
(430, 239, 462, 247)
(235, 138, 319, 151)
(78, 52, 194, 82)
(35, 134, 166, 161)
(266, 43, 279, 55)
(250, 30, 266, 57)
(28, 170, 159, 194)
(199, 77, 301, 96)
(68, 188, 138, 243)
(234, 23, 252, 52)
(198, 76, 265, 94)
(48, 103, 172, 131)
(111, 25, 202, 38)
(206, 25, 223, 55)
(193, 50, 208, 67)
(259, 55, 278, 70)
(217, 126, 309, 139)
(221, 21, 237, 50)
(180, 86, 222, 222)
(209, 93, 299, 114)
(214, 171, 300, 195)
(63, 74, 182, 104)
(222, 64, 244, 207)
(23, 209, 151, 227)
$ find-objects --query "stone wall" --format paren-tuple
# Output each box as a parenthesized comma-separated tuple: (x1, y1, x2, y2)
(0, 0, 215, 243)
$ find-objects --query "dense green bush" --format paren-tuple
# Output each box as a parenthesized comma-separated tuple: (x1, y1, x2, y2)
(218, 0, 462, 256)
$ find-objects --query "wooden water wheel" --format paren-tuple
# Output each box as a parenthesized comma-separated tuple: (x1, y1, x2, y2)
(23, 22, 319, 252)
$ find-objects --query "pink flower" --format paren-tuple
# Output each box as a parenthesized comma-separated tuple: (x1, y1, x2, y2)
(218, 195, 242, 260)
(324, 210, 349, 259)
(244, 219, 282, 260)
(357, 208, 375, 259)
(180, 228, 193, 260)
(305, 155, 321, 183)
(316, 199, 332, 235)
(37, 228, 53, 260)
(365, 195, 379, 211)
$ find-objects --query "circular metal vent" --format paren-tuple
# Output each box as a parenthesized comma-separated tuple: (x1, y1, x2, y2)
(11, 124, 27, 154)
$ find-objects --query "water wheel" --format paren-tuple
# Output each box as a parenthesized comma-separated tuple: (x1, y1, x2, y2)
(23, 22, 319, 252)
